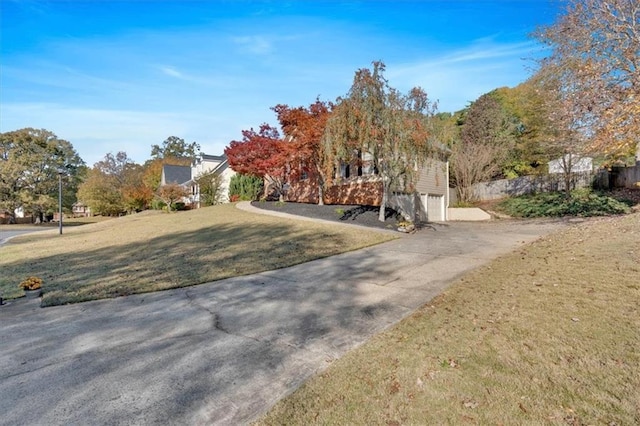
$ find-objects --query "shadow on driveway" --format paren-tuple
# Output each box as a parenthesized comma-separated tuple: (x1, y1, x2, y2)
(0, 217, 567, 425)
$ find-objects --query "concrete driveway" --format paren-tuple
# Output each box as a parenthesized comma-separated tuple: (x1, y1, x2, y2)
(0, 213, 566, 425)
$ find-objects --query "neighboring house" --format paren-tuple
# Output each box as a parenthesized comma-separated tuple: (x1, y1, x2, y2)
(548, 154, 593, 174)
(0, 208, 33, 224)
(284, 151, 450, 222)
(72, 202, 91, 217)
(160, 164, 192, 186)
(14, 206, 26, 218)
(159, 154, 236, 208)
(0, 209, 13, 224)
(187, 154, 236, 207)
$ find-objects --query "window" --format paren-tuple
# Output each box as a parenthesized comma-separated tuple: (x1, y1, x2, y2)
(340, 163, 350, 179)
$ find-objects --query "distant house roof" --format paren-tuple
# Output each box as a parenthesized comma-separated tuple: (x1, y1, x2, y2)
(185, 156, 231, 186)
(211, 157, 229, 174)
(200, 153, 226, 162)
(162, 165, 192, 185)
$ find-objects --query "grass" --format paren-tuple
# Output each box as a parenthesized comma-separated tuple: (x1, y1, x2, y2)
(0, 204, 394, 306)
(256, 212, 640, 425)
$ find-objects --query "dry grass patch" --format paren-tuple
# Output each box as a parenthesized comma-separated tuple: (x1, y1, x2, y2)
(257, 213, 640, 425)
(0, 204, 393, 306)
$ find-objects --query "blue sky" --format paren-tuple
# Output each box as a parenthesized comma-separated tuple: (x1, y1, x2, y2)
(1, 0, 562, 166)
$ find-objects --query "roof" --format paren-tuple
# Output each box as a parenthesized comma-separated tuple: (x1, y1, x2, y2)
(211, 157, 229, 174)
(201, 153, 226, 162)
(162, 164, 191, 185)
(193, 153, 227, 166)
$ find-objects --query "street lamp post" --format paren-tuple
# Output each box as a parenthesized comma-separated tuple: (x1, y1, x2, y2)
(58, 170, 64, 235)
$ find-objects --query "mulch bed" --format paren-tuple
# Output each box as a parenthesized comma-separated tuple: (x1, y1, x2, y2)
(250, 201, 404, 231)
(610, 188, 640, 205)
(251, 189, 640, 229)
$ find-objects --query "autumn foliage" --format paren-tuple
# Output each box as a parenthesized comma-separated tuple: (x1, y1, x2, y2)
(156, 183, 188, 211)
(535, 0, 640, 159)
(272, 100, 332, 203)
(224, 124, 288, 199)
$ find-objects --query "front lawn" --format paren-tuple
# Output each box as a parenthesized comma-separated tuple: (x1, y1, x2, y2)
(257, 212, 640, 425)
(0, 204, 394, 306)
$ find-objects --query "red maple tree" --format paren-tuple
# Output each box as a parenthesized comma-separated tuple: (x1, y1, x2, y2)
(224, 124, 288, 200)
(272, 100, 332, 204)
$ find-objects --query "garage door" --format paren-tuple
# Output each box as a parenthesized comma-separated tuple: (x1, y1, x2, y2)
(423, 194, 445, 222)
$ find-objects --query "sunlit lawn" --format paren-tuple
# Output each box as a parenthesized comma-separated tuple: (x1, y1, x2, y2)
(257, 212, 640, 425)
(0, 204, 394, 306)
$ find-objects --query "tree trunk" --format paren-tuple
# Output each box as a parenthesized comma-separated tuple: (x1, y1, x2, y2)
(378, 180, 389, 222)
(317, 175, 325, 206)
(564, 173, 572, 198)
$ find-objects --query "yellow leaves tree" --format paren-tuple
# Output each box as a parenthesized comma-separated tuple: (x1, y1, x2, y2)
(534, 0, 640, 161)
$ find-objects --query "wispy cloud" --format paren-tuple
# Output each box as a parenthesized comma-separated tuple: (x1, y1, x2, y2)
(440, 40, 538, 64)
(1, 103, 189, 164)
(2, 1, 558, 164)
(0, 102, 272, 166)
(387, 39, 541, 111)
(232, 35, 273, 55)
(159, 65, 184, 79)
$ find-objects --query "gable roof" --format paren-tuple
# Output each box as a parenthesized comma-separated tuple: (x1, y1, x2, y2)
(162, 164, 191, 185)
(210, 156, 229, 174)
(201, 153, 226, 162)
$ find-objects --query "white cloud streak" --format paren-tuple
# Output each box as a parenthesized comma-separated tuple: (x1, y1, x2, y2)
(1, 6, 550, 165)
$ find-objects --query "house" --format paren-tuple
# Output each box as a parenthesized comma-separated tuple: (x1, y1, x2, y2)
(160, 164, 192, 186)
(187, 154, 236, 207)
(72, 202, 91, 217)
(413, 158, 450, 222)
(284, 151, 450, 222)
(0, 207, 33, 224)
(159, 154, 236, 207)
(548, 154, 593, 174)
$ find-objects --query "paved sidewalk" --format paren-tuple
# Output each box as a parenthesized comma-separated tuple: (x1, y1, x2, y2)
(0, 207, 566, 425)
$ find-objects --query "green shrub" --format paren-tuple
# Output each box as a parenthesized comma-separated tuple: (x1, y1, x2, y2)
(497, 189, 631, 218)
(151, 199, 166, 210)
(229, 174, 263, 201)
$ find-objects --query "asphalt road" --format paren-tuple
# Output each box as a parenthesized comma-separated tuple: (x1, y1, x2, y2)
(0, 212, 567, 425)
(0, 228, 51, 247)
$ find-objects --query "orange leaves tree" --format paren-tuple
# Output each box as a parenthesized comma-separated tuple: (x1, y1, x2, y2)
(323, 61, 437, 221)
(272, 100, 333, 205)
(78, 151, 148, 216)
(224, 124, 288, 201)
(534, 0, 640, 161)
(156, 183, 188, 212)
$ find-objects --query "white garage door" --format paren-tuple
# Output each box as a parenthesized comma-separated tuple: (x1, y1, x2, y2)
(423, 194, 445, 222)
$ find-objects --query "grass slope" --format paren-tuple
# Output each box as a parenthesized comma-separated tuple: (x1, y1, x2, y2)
(1, 204, 393, 306)
(257, 212, 640, 425)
